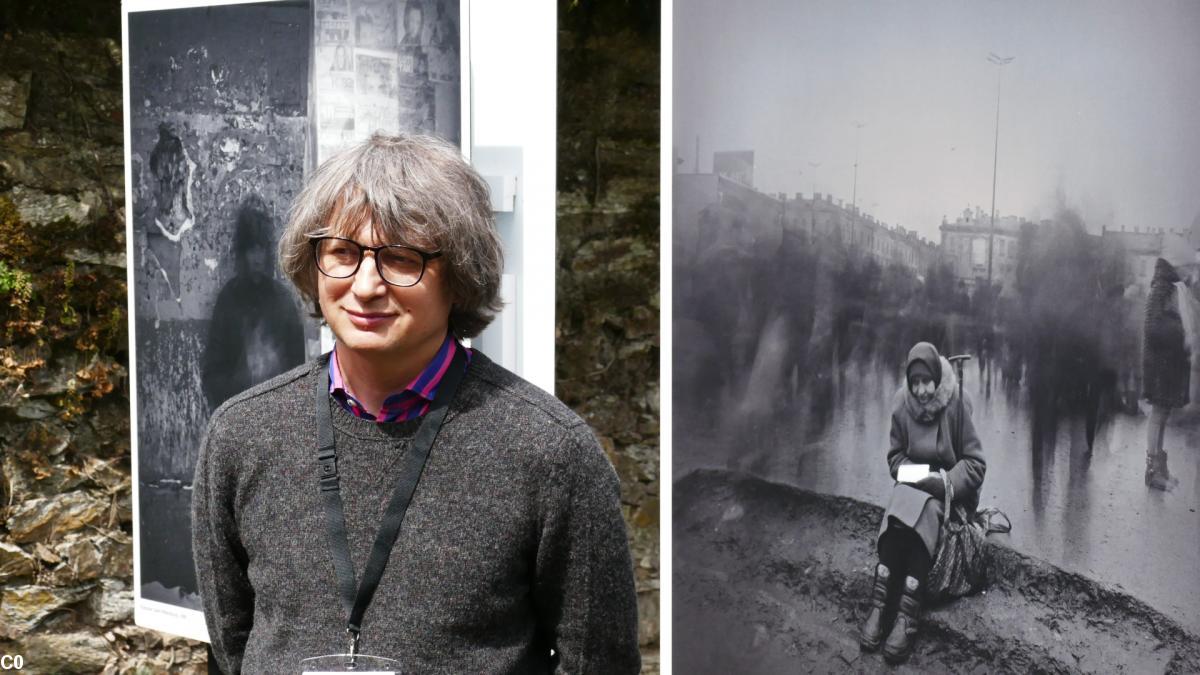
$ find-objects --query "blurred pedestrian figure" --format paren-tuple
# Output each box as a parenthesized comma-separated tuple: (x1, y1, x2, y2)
(201, 198, 305, 413)
(1143, 257, 1186, 491)
(859, 342, 986, 663)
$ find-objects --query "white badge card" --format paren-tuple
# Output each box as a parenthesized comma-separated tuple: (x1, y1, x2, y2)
(300, 654, 399, 674)
(897, 464, 931, 484)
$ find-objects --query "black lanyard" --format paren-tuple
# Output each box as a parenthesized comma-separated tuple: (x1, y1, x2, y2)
(314, 347, 468, 657)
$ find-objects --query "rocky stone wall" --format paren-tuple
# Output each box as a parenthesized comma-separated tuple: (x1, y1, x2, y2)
(0, 11, 207, 673)
(557, 2, 661, 671)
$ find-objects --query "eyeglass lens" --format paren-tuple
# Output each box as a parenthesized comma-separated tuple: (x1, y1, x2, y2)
(315, 238, 426, 286)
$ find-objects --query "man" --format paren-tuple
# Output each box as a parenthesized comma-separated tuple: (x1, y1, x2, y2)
(192, 133, 640, 673)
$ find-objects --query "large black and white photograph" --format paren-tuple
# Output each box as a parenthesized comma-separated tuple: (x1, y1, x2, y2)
(672, 0, 1200, 670)
(125, 0, 465, 641)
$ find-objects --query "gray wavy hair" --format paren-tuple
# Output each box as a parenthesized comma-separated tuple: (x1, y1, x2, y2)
(279, 133, 503, 339)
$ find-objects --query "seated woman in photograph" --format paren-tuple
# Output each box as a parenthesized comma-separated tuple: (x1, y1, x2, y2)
(859, 342, 986, 664)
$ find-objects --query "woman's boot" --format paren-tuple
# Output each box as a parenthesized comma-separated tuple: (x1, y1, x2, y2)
(858, 563, 891, 651)
(1146, 450, 1178, 491)
(882, 576, 922, 664)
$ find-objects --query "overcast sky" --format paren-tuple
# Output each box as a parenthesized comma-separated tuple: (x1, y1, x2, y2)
(674, 0, 1200, 241)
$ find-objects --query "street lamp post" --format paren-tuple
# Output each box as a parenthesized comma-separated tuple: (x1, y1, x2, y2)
(851, 122, 865, 214)
(986, 52, 1014, 290)
(851, 122, 865, 250)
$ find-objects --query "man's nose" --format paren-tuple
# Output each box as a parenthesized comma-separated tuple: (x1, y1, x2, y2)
(351, 251, 387, 296)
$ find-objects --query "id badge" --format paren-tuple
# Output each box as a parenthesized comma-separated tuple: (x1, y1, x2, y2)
(300, 654, 400, 674)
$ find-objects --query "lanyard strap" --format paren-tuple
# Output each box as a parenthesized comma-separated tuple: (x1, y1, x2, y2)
(315, 347, 468, 653)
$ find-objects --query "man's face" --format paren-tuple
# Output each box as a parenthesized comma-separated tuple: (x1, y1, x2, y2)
(909, 373, 936, 404)
(317, 220, 453, 362)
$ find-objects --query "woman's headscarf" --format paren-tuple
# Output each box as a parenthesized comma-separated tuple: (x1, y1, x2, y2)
(905, 342, 941, 386)
(1152, 257, 1182, 287)
(903, 342, 957, 424)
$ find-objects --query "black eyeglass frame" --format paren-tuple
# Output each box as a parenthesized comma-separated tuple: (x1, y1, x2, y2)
(309, 236, 443, 288)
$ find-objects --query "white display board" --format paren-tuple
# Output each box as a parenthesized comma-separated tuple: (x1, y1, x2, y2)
(468, 0, 557, 393)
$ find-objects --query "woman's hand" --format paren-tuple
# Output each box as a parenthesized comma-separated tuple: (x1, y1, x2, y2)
(913, 474, 945, 500)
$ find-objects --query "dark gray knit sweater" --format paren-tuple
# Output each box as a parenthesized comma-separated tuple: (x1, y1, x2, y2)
(192, 351, 640, 674)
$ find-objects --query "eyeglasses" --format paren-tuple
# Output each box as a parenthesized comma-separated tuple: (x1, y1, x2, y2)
(310, 236, 442, 287)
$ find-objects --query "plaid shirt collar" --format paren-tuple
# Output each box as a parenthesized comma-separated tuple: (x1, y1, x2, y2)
(329, 333, 468, 423)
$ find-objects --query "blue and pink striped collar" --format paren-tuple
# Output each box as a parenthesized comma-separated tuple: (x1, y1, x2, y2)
(329, 333, 470, 423)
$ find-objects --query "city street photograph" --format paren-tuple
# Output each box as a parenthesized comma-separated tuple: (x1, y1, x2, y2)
(672, 0, 1200, 671)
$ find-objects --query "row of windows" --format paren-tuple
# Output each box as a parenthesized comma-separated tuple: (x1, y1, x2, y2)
(795, 212, 934, 271)
(948, 234, 1017, 265)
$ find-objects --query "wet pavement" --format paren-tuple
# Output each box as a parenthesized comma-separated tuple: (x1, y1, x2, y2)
(676, 358, 1200, 636)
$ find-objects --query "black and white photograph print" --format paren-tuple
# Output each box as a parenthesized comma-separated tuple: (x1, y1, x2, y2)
(672, 0, 1200, 671)
(127, 0, 315, 637)
(126, 0, 465, 640)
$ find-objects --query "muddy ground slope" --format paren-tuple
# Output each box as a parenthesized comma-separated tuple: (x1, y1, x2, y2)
(674, 469, 1200, 674)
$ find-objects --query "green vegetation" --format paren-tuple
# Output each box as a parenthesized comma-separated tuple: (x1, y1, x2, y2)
(0, 260, 33, 302)
(0, 195, 126, 419)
